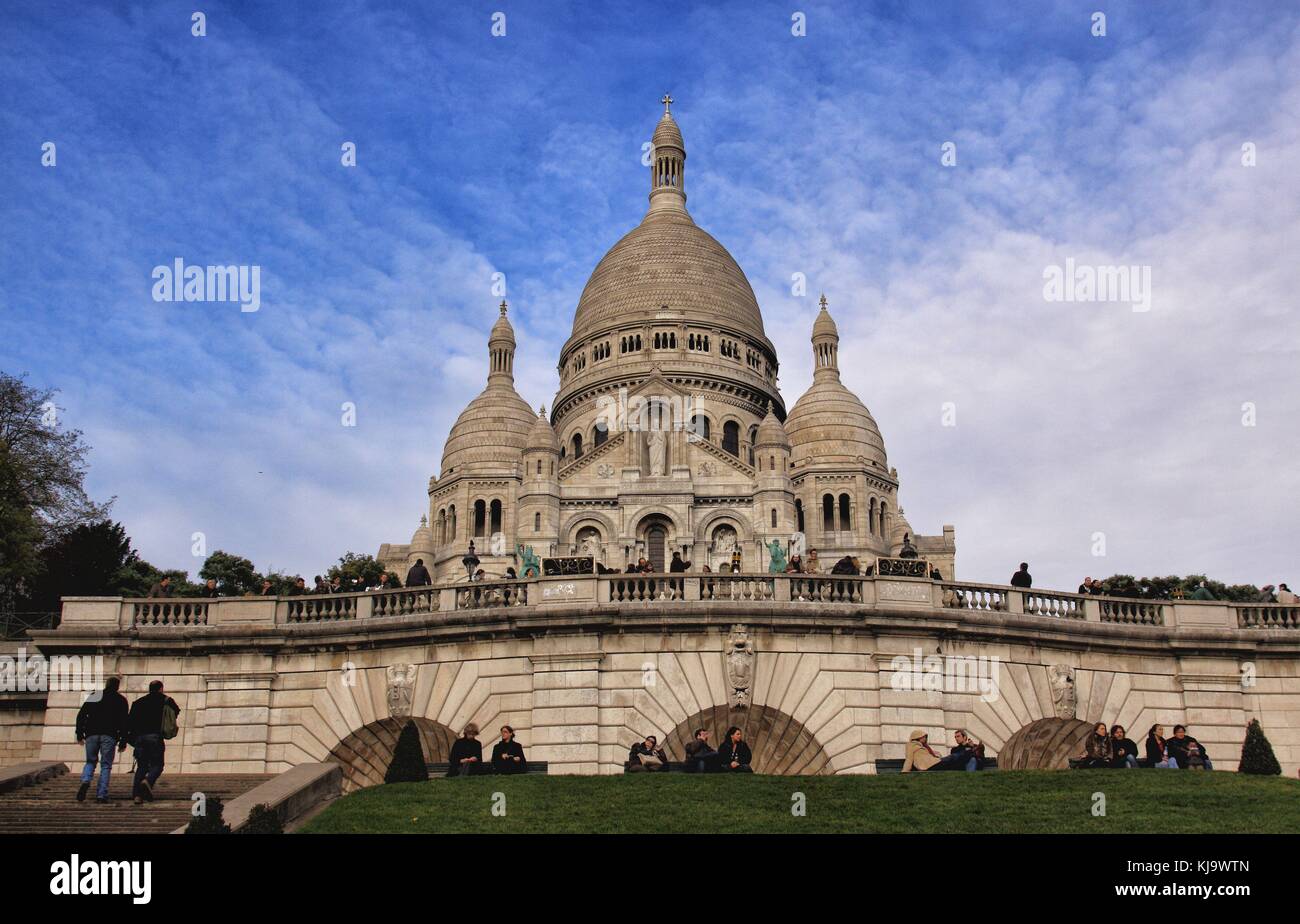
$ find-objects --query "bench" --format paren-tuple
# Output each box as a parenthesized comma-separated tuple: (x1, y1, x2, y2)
(623, 761, 689, 773)
(426, 761, 549, 776)
(875, 757, 998, 773)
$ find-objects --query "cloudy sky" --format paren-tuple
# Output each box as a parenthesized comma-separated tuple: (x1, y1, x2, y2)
(2, 1, 1297, 590)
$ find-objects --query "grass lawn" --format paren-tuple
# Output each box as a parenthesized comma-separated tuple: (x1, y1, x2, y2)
(300, 770, 1300, 834)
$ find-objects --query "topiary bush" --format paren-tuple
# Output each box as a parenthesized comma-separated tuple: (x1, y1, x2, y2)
(1239, 719, 1282, 775)
(384, 719, 429, 784)
(238, 802, 284, 834)
(185, 795, 232, 834)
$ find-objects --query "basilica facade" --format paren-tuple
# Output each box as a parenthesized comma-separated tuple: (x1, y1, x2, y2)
(379, 102, 955, 581)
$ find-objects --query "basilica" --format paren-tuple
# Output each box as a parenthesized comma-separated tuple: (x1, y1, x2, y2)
(379, 100, 956, 581)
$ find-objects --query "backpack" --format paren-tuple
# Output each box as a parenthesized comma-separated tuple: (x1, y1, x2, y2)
(161, 699, 180, 740)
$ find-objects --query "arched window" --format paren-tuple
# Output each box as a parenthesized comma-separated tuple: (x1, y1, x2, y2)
(839, 494, 852, 531)
(534, 512, 541, 531)
(536, 459, 542, 475)
(795, 499, 805, 533)
(691, 414, 710, 442)
(490, 499, 502, 536)
(822, 494, 835, 534)
(593, 421, 607, 447)
(571, 433, 583, 459)
(473, 500, 487, 538)
(771, 508, 777, 528)
(448, 505, 456, 541)
(436, 509, 446, 545)
(869, 498, 877, 535)
(722, 420, 740, 456)
(879, 501, 889, 540)
(769, 455, 775, 471)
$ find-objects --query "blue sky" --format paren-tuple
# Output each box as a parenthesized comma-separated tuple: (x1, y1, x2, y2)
(2, 1, 1297, 590)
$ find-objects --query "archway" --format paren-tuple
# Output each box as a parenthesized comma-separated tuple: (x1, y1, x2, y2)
(997, 718, 1095, 770)
(663, 704, 832, 775)
(328, 716, 458, 792)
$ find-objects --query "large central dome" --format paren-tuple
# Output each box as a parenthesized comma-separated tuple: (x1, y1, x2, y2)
(567, 208, 769, 346)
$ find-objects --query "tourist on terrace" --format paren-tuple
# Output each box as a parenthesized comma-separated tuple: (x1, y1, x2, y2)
(328, 576, 342, 594)
(1144, 724, 1178, 769)
(1190, 581, 1215, 601)
(447, 723, 486, 777)
(75, 676, 129, 804)
(405, 558, 432, 587)
(1257, 584, 1277, 603)
(1166, 725, 1212, 770)
(785, 554, 803, 573)
(1279, 583, 1298, 604)
(146, 575, 173, 598)
(201, 578, 220, 598)
(1077, 723, 1112, 768)
(491, 725, 527, 774)
(805, 550, 820, 572)
(288, 576, 308, 595)
(669, 551, 689, 573)
(313, 575, 329, 594)
(1078, 577, 1094, 594)
(1010, 563, 1032, 588)
(831, 555, 859, 575)
(930, 567, 942, 580)
(639, 558, 654, 574)
(624, 560, 639, 573)
(1110, 725, 1139, 768)
(127, 680, 181, 804)
(627, 735, 667, 772)
(683, 728, 722, 773)
(718, 726, 754, 773)
(504, 566, 518, 579)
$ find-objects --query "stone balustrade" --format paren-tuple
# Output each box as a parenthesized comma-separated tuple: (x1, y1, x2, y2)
(53, 575, 1300, 634)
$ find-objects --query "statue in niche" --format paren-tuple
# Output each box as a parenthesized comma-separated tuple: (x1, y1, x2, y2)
(1048, 664, 1077, 719)
(386, 664, 417, 718)
(713, 526, 737, 555)
(647, 430, 666, 476)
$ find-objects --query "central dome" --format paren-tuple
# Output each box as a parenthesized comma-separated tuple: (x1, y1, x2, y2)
(567, 208, 770, 346)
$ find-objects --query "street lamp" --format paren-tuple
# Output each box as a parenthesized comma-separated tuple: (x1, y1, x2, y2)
(462, 541, 480, 582)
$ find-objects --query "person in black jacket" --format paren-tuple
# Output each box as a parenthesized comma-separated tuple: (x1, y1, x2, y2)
(127, 680, 181, 803)
(1166, 725, 1213, 770)
(201, 579, 221, 598)
(447, 723, 485, 777)
(683, 728, 722, 773)
(491, 725, 527, 774)
(1010, 563, 1032, 588)
(627, 735, 667, 772)
(718, 726, 754, 773)
(405, 558, 432, 587)
(1144, 724, 1177, 769)
(75, 677, 129, 803)
(1109, 724, 1139, 768)
(669, 552, 689, 573)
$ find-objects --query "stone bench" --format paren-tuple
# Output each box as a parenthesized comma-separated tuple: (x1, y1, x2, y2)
(623, 760, 689, 773)
(875, 757, 998, 773)
(426, 761, 549, 776)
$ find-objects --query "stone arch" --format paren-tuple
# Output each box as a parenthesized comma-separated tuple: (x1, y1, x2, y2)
(997, 718, 1095, 770)
(663, 705, 832, 775)
(694, 508, 753, 544)
(559, 510, 618, 547)
(630, 505, 686, 539)
(327, 716, 458, 792)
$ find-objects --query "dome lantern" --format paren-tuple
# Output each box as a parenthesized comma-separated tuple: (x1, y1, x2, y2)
(648, 93, 687, 215)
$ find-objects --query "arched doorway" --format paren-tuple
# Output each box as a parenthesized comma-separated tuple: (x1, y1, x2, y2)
(328, 716, 458, 792)
(646, 524, 667, 572)
(663, 705, 832, 775)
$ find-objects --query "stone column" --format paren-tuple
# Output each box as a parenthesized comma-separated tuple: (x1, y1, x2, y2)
(199, 669, 276, 773)
(527, 637, 603, 774)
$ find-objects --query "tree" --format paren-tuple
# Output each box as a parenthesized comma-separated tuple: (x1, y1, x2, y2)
(185, 795, 232, 834)
(328, 552, 384, 592)
(23, 521, 143, 611)
(199, 551, 259, 596)
(0, 443, 43, 610)
(384, 720, 429, 783)
(1094, 573, 1263, 602)
(1239, 719, 1282, 775)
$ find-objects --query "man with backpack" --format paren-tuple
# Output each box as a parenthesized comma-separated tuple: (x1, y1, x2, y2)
(127, 680, 181, 804)
(74, 676, 129, 803)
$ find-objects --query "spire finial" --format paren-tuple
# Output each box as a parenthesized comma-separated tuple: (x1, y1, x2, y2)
(661, 93, 673, 115)
(538, 404, 546, 417)
(819, 293, 828, 310)
(499, 299, 508, 316)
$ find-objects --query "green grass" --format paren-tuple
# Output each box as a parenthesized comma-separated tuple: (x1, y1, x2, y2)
(300, 770, 1300, 834)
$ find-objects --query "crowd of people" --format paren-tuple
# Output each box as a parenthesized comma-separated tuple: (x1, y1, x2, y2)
(1077, 722, 1212, 770)
(73, 677, 181, 805)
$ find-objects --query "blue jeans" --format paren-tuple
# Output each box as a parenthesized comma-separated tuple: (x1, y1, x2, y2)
(132, 734, 166, 795)
(80, 735, 117, 799)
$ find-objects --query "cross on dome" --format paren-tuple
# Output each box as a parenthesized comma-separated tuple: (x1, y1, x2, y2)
(661, 93, 673, 115)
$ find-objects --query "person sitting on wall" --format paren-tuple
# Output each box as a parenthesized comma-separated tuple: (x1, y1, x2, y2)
(1110, 725, 1139, 768)
(1144, 724, 1178, 768)
(1166, 725, 1212, 770)
(491, 725, 527, 774)
(717, 726, 754, 773)
(683, 728, 722, 773)
(1077, 723, 1113, 768)
(447, 723, 485, 777)
(627, 735, 668, 772)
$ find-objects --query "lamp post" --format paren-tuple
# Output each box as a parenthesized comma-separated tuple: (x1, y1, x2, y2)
(462, 541, 480, 582)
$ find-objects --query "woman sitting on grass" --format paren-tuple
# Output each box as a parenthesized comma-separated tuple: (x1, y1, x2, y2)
(491, 725, 528, 774)
(717, 726, 754, 773)
(1078, 722, 1113, 768)
(447, 723, 485, 777)
(1144, 724, 1178, 769)
(1109, 725, 1139, 769)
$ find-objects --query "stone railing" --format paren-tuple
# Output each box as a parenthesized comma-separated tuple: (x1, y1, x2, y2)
(54, 577, 1300, 635)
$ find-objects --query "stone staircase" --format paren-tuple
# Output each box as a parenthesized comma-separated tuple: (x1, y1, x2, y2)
(0, 768, 275, 834)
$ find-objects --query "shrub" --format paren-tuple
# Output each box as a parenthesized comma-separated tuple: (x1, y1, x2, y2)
(384, 720, 429, 784)
(1239, 719, 1282, 775)
(239, 802, 284, 834)
(185, 795, 232, 834)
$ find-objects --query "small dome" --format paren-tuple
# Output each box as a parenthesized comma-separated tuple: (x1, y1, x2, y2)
(409, 515, 435, 555)
(652, 112, 684, 150)
(812, 296, 839, 338)
(526, 404, 561, 453)
(786, 379, 887, 469)
(489, 301, 515, 346)
(890, 509, 915, 548)
(440, 383, 535, 476)
(754, 403, 790, 449)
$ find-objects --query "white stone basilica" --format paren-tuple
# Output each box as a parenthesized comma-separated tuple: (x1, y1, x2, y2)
(379, 100, 956, 581)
